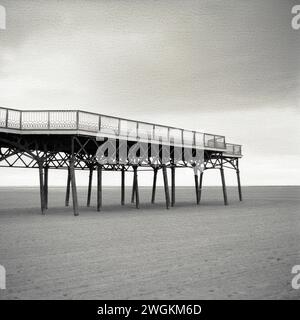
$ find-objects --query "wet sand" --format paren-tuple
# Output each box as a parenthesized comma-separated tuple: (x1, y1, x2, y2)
(0, 186, 299, 299)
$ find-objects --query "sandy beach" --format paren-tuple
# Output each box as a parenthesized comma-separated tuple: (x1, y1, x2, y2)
(0, 186, 299, 300)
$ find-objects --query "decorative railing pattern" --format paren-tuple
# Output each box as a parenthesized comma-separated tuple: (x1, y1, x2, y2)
(0, 107, 241, 155)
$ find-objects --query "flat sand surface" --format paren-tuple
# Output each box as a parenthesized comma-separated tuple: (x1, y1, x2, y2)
(0, 186, 299, 300)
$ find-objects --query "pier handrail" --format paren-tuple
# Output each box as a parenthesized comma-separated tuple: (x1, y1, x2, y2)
(224, 143, 242, 156)
(0, 107, 243, 153)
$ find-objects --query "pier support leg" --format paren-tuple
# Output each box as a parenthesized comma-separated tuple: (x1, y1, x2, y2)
(38, 162, 45, 215)
(220, 168, 228, 206)
(162, 166, 170, 209)
(87, 167, 93, 207)
(198, 171, 204, 203)
(151, 167, 158, 204)
(194, 172, 199, 204)
(97, 165, 102, 212)
(236, 169, 242, 201)
(171, 167, 175, 207)
(121, 167, 125, 205)
(70, 161, 79, 216)
(65, 167, 71, 207)
(133, 166, 139, 209)
(131, 171, 136, 204)
(44, 166, 48, 210)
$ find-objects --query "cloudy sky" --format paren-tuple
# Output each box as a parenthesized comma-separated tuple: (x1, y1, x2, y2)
(0, 0, 299, 186)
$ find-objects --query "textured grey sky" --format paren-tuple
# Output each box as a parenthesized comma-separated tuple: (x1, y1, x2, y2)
(0, 0, 299, 186)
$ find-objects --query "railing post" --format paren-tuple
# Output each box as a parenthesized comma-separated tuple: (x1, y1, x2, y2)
(76, 111, 79, 130)
(5, 109, 8, 128)
(19, 111, 22, 129)
(48, 111, 50, 130)
(118, 118, 121, 136)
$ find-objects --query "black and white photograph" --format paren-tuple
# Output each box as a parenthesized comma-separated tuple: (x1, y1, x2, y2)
(0, 0, 299, 310)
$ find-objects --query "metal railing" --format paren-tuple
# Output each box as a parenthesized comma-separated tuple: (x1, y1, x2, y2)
(224, 143, 242, 156)
(0, 107, 240, 151)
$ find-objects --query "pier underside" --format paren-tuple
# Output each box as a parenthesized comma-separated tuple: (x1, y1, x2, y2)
(0, 132, 242, 215)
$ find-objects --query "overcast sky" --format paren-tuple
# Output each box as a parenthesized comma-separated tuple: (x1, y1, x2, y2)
(0, 0, 299, 186)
